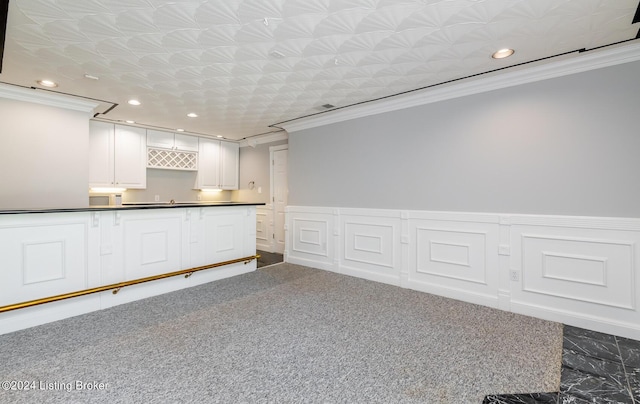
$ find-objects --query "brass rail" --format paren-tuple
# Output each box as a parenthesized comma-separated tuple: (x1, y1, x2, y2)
(0, 254, 260, 314)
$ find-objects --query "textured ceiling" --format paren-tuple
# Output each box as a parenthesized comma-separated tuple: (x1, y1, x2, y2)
(1, 0, 639, 140)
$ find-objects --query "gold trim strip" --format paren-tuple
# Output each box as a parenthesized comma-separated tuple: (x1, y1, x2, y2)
(0, 254, 260, 314)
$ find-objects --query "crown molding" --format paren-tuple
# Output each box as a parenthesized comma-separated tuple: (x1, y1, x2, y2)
(280, 42, 640, 133)
(0, 83, 98, 113)
(239, 130, 288, 148)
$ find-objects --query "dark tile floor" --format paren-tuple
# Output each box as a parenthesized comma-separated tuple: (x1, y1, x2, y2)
(256, 250, 284, 268)
(483, 325, 640, 404)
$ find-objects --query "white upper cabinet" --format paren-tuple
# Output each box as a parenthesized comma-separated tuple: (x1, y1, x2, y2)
(147, 129, 198, 152)
(195, 138, 239, 190)
(88, 120, 114, 187)
(220, 141, 239, 190)
(89, 121, 146, 189)
(195, 138, 221, 189)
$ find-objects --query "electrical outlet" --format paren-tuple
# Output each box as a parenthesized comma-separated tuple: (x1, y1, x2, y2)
(197, 195, 201, 201)
(510, 270, 520, 282)
(154, 195, 160, 202)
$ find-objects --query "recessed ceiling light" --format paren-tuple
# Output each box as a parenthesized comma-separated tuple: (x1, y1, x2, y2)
(84, 74, 99, 81)
(492, 48, 515, 59)
(125, 120, 135, 124)
(176, 128, 185, 132)
(36, 79, 58, 88)
(187, 113, 198, 118)
(216, 135, 223, 138)
(128, 99, 141, 106)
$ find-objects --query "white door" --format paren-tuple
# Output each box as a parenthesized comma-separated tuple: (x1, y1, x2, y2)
(272, 146, 288, 254)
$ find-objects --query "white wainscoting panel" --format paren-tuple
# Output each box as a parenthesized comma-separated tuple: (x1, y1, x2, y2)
(123, 214, 183, 279)
(202, 208, 248, 263)
(408, 218, 500, 307)
(256, 206, 272, 251)
(287, 207, 640, 340)
(341, 213, 401, 284)
(0, 220, 88, 305)
(287, 207, 335, 271)
(510, 220, 640, 339)
(0, 213, 102, 334)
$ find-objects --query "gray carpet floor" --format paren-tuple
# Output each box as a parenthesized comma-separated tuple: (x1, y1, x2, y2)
(0, 263, 563, 403)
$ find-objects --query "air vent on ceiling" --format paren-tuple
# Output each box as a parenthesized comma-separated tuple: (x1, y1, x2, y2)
(315, 104, 336, 111)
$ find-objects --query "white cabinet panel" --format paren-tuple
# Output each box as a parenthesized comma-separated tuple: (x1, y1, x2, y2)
(202, 210, 246, 263)
(89, 122, 146, 189)
(174, 133, 199, 152)
(196, 139, 239, 190)
(146, 129, 174, 150)
(123, 214, 183, 279)
(220, 141, 239, 189)
(0, 221, 88, 305)
(147, 129, 198, 152)
(195, 138, 221, 189)
(114, 125, 146, 188)
(88, 120, 114, 188)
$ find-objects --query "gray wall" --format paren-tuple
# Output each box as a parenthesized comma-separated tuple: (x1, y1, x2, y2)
(232, 139, 288, 204)
(289, 60, 640, 218)
(0, 97, 90, 209)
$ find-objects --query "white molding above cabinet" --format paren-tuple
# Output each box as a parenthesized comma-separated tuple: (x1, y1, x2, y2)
(195, 138, 239, 190)
(89, 121, 146, 189)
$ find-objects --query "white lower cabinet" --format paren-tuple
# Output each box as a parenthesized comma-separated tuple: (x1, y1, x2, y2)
(89, 121, 146, 189)
(195, 138, 239, 190)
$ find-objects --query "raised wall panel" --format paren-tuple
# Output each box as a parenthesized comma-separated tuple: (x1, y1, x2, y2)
(0, 222, 87, 305)
(407, 220, 500, 304)
(256, 212, 268, 241)
(202, 211, 246, 263)
(341, 217, 401, 283)
(123, 216, 182, 279)
(407, 218, 499, 306)
(293, 219, 329, 257)
(286, 209, 335, 270)
(510, 221, 640, 339)
(415, 228, 487, 284)
(23, 241, 65, 284)
(519, 234, 635, 310)
(256, 207, 272, 251)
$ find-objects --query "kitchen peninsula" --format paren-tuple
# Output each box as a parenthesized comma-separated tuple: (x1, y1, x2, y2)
(0, 202, 263, 335)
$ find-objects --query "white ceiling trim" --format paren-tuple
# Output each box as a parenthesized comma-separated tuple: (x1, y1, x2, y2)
(239, 130, 288, 148)
(280, 42, 640, 133)
(0, 84, 98, 113)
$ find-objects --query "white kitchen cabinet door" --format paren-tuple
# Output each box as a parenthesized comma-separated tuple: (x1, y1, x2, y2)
(89, 121, 115, 188)
(195, 137, 221, 189)
(147, 130, 198, 152)
(146, 129, 174, 149)
(114, 125, 147, 189)
(220, 141, 239, 190)
(174, 133, 199, 152)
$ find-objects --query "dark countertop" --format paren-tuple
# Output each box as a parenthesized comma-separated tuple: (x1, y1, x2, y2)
(0, 202, 266, 215)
